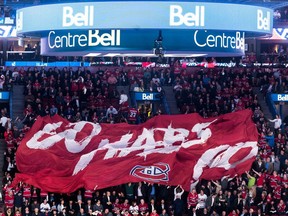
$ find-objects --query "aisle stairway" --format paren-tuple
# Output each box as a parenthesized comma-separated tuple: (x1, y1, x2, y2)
(253, 87, 273, 120)
(0, 140, 6, 209)
(162, 86, 180, 115)
(11, 85, 25, 119)
(0, 140, 6, 183)
(0, 85, 25, 207)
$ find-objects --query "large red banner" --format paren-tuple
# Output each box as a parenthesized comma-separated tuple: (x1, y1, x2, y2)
(14, 110, 258, 193)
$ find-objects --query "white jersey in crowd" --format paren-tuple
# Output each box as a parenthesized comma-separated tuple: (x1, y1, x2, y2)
(119, 94, 128, 104)
(269, 118, 282, 129)
(174, 187, 184, 200)
(40, 203, 51, 212)
(0, 116, 11, 129)
(129, 205, 139, 214)
(197, 193, 207, 209)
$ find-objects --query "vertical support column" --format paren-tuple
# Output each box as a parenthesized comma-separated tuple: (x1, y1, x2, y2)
(2, 38, 8, 65)
(256, 39, 261, 62)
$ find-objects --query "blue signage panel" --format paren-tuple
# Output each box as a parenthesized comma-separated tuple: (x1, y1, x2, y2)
(41, 29, 245, 56)
(0, 25, 17, 38)
(134, 92, 161, 101)
(5, 61, 91, 67)
(271, 94, 288, 102)
(0, 17, 15, 26)
(16, 2, 273, 35)
(273, 28, 288, 40)
(0, 92, 10, 100)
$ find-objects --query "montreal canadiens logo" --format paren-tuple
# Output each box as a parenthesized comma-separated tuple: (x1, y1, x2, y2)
(130, 163, 170, 182)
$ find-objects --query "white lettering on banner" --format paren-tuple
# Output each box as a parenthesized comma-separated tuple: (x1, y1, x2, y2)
(257, 9, 270, 31)
(26, 121, 102, 153)
(142, 93, 153, 100)
(194, 30, 245, 50)
(192, 142, 258, 180)
(47, 30, 121, 49)
(62, 6, 94, 27)
(25, 118, 258, 181)
(74, 120, 217, 175)
(170, 5, 205, 27)
(277, 94, 288, 101)
(26, 119, 217, 175)
(73, 133, 134, 175)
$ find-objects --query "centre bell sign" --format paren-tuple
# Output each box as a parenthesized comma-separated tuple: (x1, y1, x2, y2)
(45, 29, 244, 51)
(42, 29, 245, 56)
(47, 30, 121, 49)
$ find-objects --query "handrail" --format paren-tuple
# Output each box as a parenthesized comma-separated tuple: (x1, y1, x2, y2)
(7, 51, 35, 54)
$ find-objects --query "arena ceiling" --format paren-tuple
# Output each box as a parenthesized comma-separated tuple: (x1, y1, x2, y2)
(2, 0, 288, 10)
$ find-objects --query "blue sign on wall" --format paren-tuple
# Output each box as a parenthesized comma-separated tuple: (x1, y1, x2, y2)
(5, 61, 91, 67)
(134, 92, 161, 101)
(271, 94, 288, 102)
(0, 92, 10, 100)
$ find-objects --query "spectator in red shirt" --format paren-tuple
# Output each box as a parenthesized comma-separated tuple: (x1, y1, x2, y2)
(276, 199, 286, 215)
(4, 190, 14, 210)
(71, 80, 79, 92)
(107, 74, 117, 86)
(252, 169, 265, 199)
(227, 210, 238, 216)
(187, 188, 198, 215)
(269, 171, 281, 189)
(149, 209, 158, 216)
(112, 198, 121, 214)
(273, 184, 282, 203)
(138, 199, 148, 216)
(121, 199, 130, 213)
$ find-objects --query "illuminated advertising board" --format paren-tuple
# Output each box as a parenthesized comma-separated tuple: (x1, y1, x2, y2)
(0, 92, 10, 100)
(260, 28, 288, 40)
(16, 2, 273, 35)
(0, 17, 15, 25)
(272, 28, 288, 40)
(0, 25, 17, 37)
(0, 7, 16, 25)
(41, 29, 245, 55)
(5, 61, 91, 67)
(271, 94, 288, 102)
(134, 92, 161, 101)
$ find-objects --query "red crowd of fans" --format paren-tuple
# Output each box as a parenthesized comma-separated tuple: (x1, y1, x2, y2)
(0, 65, 287, 216)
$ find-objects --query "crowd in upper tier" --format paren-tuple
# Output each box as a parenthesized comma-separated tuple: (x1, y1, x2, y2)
(0, 64, 287, 216)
